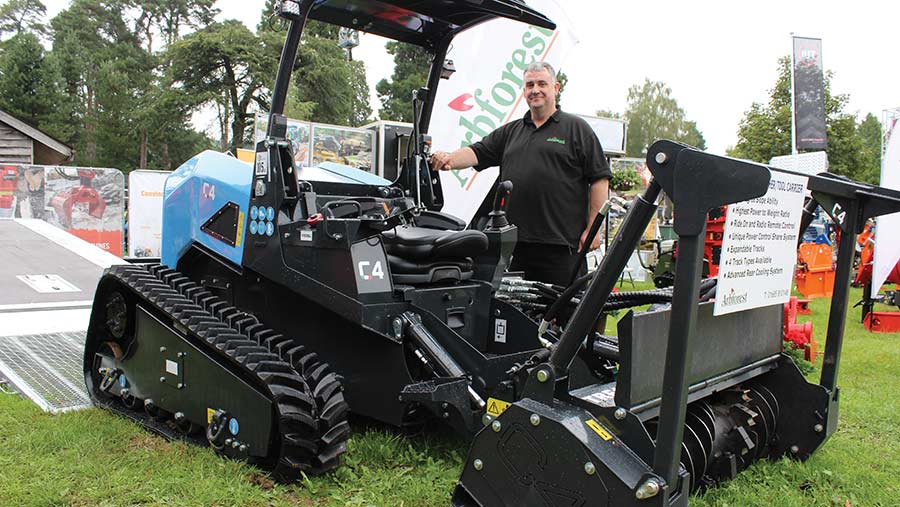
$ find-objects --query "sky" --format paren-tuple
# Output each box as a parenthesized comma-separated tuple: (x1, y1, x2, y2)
(41, 0, 900, 155)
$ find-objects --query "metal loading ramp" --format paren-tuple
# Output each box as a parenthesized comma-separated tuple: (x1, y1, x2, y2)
(0, 219, 126, 412)
(0, 331, 91, 412)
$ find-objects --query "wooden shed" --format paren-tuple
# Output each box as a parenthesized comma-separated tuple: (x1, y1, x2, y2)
(0, 110, 74, 166)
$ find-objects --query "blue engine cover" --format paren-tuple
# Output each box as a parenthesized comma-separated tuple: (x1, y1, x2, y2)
(161, 151, 252, 269)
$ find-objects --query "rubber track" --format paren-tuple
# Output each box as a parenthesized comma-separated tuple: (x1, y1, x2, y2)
(96, 263, 351, 481)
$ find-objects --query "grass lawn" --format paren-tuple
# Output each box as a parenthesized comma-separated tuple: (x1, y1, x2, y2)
(1, 287, 899, 506)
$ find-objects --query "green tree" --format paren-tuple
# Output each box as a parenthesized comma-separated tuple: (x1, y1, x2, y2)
(622, 79, 706, 157)
(857, 113, 882, 184)
(729, 56, 870, 181)
(248, 12, 371, 133)
(0, 0, 47, 39)
(293, 23, 371, 126)
(133, 0, 217, 53)
(595, 109, 622, 120)
(169, 19, 277, 152)
(376, 41, 431, 122)
(50, 0, 154, 168)
(132, 0, 219, 169)
(556, 70, 567, 108)
(0, 33, 58, 125)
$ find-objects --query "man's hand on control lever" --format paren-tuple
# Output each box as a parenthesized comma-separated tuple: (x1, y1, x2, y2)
(429, 147, 478, 172)
(430, 151, 453, 171)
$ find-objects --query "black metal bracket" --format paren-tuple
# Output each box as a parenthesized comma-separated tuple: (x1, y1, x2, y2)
(646, 140, 771, 236)
(645, 140, 771, 490)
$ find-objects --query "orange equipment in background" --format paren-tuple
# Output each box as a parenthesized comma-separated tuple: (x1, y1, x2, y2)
(795, 243, 835, 298)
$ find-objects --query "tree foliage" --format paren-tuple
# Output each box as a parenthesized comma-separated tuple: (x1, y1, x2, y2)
(376, 41, 431, 122)
(0, 32, 60, 126)
(0, 0, 47, 39)
(621, 79, 706, 157)
(169, 19, 275, 152)
(857, 113, 882, 184)
(293, 21, 371, 126)
(729, 56, 878, 183)
(49, 0, 154, 167)
(555, 71, 567, 108)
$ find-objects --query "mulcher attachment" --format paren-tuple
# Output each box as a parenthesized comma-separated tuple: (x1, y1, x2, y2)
(453, 396, 680, 507)
(83, 263, 350, 480)
(455, 140, 900, 506)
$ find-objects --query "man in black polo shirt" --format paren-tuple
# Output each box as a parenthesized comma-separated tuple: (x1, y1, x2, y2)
(430, 61, 611, 286)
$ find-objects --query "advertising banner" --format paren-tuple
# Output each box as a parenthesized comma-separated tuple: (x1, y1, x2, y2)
(430, 0, 579, 223)
(793, 37, 827, 151)
(872, 116, 900, 297)
(127, 170, 170, 258)
(715, 171, 807, 316)
(0, 165, 125, 255)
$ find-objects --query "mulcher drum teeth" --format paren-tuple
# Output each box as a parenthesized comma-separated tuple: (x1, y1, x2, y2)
(86, 263, 350, 481)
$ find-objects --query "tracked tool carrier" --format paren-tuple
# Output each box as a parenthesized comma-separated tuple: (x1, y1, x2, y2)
(83, 0, 900, 504)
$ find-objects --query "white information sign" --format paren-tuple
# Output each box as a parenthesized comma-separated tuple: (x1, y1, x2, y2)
(714, 171, 808, 316)
(127, 170, 170, 258)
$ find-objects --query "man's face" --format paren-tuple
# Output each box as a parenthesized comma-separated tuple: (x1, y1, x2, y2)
(524, 68, 559, 112)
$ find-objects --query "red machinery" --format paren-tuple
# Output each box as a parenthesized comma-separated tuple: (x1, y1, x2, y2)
(704, 206, 726, 277)
(49, 169, 106, 227)
(853, 222, 900, 332)
(0, 166, 17, 218)
(784, 296, 816, 361)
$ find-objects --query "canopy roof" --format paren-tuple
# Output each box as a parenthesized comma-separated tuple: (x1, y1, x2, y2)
(308, 0, 555, 48)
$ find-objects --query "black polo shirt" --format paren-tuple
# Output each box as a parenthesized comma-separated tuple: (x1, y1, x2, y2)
(470, 109, 611, 248)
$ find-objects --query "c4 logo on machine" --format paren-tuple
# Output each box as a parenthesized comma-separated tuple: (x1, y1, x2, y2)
(486, 397, 511, 418)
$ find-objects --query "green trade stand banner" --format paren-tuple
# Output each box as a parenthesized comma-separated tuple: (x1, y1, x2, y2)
(793, 37, 827, 151)
(429, 0, 578, 224)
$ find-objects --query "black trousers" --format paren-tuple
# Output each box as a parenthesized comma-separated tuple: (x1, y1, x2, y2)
(508, 241, 586, 287)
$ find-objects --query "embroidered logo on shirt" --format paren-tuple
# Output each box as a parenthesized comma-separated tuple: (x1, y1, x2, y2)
(546, 137, 566, 145)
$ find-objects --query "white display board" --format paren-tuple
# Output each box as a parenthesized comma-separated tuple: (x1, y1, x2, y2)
(576, 114, 627, 157)
(769, 150, 828, 176)
(127, 170, 170, 258)
(430, 0, 578, 224)
(715, 171, 808, 316)
(872, 116, 900, 297)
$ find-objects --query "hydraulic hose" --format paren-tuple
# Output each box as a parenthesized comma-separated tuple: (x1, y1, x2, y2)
(548, 182, 662, 375)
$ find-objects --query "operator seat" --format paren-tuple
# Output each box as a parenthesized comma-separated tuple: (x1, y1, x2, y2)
(382, 226, 488, 284)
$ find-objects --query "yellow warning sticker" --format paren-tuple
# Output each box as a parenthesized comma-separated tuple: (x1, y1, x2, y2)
(236, 211, 245, 247)
(586, 419, 613, 441)
(207, 408, 215, 424)
(486, 398, 511, 418)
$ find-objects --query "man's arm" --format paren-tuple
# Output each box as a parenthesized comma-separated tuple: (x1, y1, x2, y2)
(430, 147, 479, 171)
(579, 178, 609, 252)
